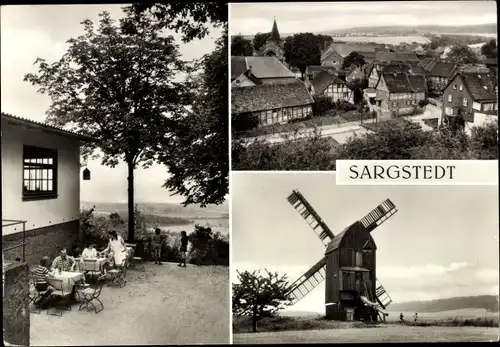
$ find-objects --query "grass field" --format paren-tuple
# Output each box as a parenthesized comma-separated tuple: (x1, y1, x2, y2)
(233, 309, 499, 343)
(233, 325, 498, 344)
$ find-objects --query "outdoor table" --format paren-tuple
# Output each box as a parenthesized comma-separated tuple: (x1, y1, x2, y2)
(75, 257, 109, 272)
(46, 271, 85, 293)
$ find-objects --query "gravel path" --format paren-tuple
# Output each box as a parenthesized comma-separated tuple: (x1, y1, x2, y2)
(30, 262, 229, 345)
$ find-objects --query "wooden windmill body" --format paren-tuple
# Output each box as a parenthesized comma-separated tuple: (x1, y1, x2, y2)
(285, 190, 398, 322)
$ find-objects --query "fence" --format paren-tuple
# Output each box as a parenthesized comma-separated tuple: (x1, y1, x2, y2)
(2, 220, 27, 263)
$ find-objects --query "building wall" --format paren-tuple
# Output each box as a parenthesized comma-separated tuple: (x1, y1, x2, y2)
(1, 119, 81, 236)
(368, 68, 380, 88)
(442, 75, 474, 116)
(260, 77, 297, 85)
(325, 250, 340, 305)
(255, 104, 313, 126)
(321, 51, 343, 67)
(3, 262, 30, 346)
(2, 220, 80, 266)
(324, 83, 353, 103)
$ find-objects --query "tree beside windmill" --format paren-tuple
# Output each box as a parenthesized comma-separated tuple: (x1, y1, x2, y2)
(284, 190, 398, 323)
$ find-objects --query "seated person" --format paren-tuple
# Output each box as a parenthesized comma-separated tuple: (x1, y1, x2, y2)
(81, 243, 98, 259)
(34, 256, 57, 307)
(51, 248, 76, 272)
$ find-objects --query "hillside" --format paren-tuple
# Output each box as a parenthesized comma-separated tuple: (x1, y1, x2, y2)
(389, 295, 499, 313)
(81, 201, 229, 219)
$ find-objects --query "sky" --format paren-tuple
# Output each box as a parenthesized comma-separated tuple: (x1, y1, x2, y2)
(1, 5, 223, 204)
(230, 1, 497, 36)
(231, 172, 499, 313)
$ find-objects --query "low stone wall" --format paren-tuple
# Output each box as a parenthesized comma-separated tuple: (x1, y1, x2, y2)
(3, 261, 30, 346)
(3, 220, 80, 266)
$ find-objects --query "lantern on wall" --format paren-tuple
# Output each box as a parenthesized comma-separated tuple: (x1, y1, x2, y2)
(83, 168, 91, 180)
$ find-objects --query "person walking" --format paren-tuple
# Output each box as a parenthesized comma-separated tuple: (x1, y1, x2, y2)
(151, 228, 164, 265)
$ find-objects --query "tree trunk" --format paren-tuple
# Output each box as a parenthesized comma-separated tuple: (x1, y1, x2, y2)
(127, 161, 135, 242)
(252, 315, 257, 333)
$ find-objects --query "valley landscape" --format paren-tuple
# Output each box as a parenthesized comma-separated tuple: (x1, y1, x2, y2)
(81, 201, 229, 236)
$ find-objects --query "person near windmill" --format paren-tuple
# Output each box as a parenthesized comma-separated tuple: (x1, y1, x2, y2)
(413, 312, 419, 324)
(400, 312, 404, 323)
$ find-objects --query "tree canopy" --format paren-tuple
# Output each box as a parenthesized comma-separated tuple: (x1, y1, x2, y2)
(24, 11, 193, 240)
(481, 39, 497, 58)
(231, 34, 253, 56)
(252, 32, 272, 53)
(446, 44, 480, 65)
(284, 33, 321, 77)
(232, 269, 293, 333)
(126, 2, 227, 43)
(342, 51, 367, 70)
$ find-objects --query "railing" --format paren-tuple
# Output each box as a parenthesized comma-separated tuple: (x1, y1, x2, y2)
(2, 220, 28, 263)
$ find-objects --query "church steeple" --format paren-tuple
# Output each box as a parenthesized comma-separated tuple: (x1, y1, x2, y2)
(269, 17, 281, 42)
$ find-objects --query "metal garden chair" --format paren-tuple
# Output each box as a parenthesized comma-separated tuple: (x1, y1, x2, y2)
(76, 274, 106, 314)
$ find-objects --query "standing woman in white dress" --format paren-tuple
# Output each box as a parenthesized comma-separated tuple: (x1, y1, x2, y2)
(101, 231, 128, 274)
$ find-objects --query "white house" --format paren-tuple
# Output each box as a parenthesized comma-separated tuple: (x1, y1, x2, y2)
(1, 113, 92, 265)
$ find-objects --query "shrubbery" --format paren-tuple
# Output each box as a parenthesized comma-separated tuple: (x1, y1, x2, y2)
(232, 112, 260, 133)
(79, 207, 229, 266)
(232, 119, 499, 170)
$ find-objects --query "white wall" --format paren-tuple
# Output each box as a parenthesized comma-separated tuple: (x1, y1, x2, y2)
(465, 113, 499, 136)
(1, 119, 81, 235)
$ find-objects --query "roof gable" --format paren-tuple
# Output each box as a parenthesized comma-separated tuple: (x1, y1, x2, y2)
(311, 70, 345, 94)
(325, 221, 375, 254)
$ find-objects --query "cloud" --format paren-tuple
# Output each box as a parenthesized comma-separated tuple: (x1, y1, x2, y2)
(378, 262, 470, 279)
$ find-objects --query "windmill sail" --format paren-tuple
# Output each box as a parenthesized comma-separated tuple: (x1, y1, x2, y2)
(375, 278, 393, 309)
(286, 190, 335, 247)
(286, 257, 327, 304)
(359, 199, 398, 233)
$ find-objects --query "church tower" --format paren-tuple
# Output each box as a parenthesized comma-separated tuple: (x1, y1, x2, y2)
(259, 17, 285, 62)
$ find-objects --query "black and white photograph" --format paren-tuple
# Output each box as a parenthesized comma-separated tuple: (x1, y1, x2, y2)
(231, 172, 499, 343)
(230, 1, 498, 170)
(2, 3, 229, 346)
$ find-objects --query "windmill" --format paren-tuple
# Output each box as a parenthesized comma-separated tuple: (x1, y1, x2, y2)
(284, 189, 398, 322)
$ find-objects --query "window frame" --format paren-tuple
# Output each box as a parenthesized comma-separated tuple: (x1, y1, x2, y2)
(459, 85, 463, 91)
(462, 97, 468, 107)
(22, 145, 58, 201)
(447, 94, 453, 103)
(453, 84, 457, 90)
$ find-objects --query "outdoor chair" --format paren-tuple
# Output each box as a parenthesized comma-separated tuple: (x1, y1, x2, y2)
(46, 278, 72, 317)
(76, 274, 106, 314)
(128, 256, 145, 272)
(107, 266, 126, 288)
(28, 272, 49, 314)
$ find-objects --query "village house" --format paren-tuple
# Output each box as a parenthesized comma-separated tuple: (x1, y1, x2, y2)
(1, 112, 92, 265)
(421, 59, 458, 95)
(305, 65, 337, 81)
(367, 61, 426, 88)
(231, 56, 297, 87)
(374, 72, 427, 116)
(231, 82, 314, 126)
(442, 72, 498, 125)
(310, 70, 354, 103)
(321, 43, 377, 67)
(345, 64, 365, 84)
(257, 18, 285, 63)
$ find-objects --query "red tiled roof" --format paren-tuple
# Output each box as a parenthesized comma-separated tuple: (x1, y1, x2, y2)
(231, 82, 314, 114)
(1, 112, 93, 141)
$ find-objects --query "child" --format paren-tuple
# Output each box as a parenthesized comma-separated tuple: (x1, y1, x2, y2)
(178, 231, 189, 268)
(151, 228, 163, 265)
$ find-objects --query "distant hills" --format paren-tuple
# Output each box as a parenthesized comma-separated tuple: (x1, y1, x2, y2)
(388, 295, 499, 313)
(321, 24, 497, 35)
(80, 200, 229, 219)
(238, 23, 497, 41)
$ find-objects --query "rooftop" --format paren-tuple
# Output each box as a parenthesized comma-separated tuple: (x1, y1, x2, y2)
(311, 70, 346, 94)
(1, 112, 93, 141)
(231, 82, 314, 114)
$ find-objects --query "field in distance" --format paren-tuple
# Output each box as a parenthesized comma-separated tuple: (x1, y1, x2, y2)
(233, 295, 499, 343)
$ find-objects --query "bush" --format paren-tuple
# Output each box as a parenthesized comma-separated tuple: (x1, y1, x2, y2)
(188, 225, 229, 265)
(312, 95, 335, 117)
(418, 99, 429, 108)
(232, 112, 260, 133)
